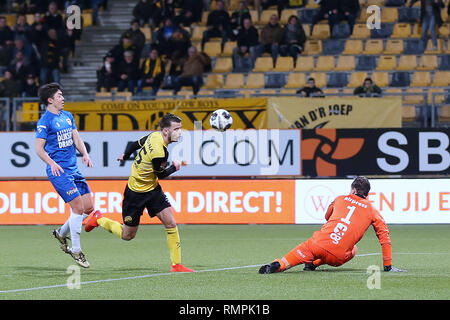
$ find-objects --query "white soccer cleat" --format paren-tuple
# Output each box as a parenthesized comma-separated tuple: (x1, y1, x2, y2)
(69, 250, 90, 268)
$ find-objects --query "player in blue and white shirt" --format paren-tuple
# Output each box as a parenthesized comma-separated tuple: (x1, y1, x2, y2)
(36, 83, 98, 268)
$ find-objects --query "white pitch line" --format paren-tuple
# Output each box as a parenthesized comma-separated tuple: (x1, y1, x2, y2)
(2, 252, 448, 294)
(0, 264, 262, 294)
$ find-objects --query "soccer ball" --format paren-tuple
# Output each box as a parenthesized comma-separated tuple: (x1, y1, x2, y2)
(209, 109, 233, 131)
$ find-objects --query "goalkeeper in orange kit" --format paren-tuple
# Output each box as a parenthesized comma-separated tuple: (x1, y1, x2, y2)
(259, 176, 406, 274)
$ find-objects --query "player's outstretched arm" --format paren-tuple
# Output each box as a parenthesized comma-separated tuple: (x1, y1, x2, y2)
(118, 134, 150, 164)
(36, 138, 64, 176)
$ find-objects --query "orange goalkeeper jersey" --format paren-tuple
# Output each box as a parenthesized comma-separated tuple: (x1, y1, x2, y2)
(311, 193, 392, 266)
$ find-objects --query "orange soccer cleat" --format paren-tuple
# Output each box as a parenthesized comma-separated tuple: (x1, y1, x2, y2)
(170, 264, 194, 273)
(84, 210, 103, 232)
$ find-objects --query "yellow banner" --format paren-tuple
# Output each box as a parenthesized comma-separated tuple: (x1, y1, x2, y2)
(64, 98, 267, 131)
(267, 97, 402, 129)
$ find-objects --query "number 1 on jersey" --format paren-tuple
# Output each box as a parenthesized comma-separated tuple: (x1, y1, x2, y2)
(341, 206, 356, 225)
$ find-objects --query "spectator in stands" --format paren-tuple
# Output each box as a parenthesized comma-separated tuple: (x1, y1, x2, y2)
(122, 19, 146, 59)
(175, 8, 196, 27)
(280, 15, 306, 61)
(110, 32, 139, 65)
(29, 13, 47, 48)
(117, 50, 140, 94)
(233, 17, 259, 71)
(12, 14, 32, 46)
(202, 0, 231, 49)
(136, 48, 165, 96)
(230, 1, 251, 39)
(60, 27, 77, 73)
(133, 0, 160, 28)
(159, 0, 176, 24)
(91, 0, 107, 26)
(167, 27, 191, 74)
(96, 51, 119, 92)
(21, 73, 39, 97)
(13, 38, 34, 66)
(311, 0, 339, 36)
(155, 18, 175, 57)
(0, 16, 14, 47)
(0, 69, 20, 98)
(261, 0, 288, 15)
(337, 0, 359, 34)
(180, 0, 204, 23)
(173, 46, 211, 96)
(44, 2, 64, 31)
(258, 14, 285, 62)
(353, 78, 382, 97)
(297, 77, 324, 97)
(409, 0, 445, 50)
(10, 51, 32, 84)
(39, 28, 62, 84)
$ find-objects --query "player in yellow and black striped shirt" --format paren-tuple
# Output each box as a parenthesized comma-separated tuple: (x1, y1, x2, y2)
(84, 114, 193, 272)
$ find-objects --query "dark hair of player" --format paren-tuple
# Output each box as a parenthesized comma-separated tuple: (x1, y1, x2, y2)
(351, 176, 371, 198)
(159, 113, 182, 130)
(38, 82, 63, 106)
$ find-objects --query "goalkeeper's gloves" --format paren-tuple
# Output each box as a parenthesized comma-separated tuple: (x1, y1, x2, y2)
(384, 265, 406, 272)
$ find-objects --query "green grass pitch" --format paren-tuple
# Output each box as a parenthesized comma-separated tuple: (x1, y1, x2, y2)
(0, 224, 449, 300)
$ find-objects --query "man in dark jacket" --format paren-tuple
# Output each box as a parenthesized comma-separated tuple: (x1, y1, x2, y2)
(353, 78, 382, 97)
(311, 0, 340, 36)
(39, 28, 62, 84)
(133, 0, 160, 28)
(233, 17, 259, 71)
(409, 0, 445, 50)
(280, 15, 306, 60)
(96, 51, 119, 92)
(337, 0, 360, 34)
(117, 50, 140, 94)
(297, 77, 324, 97)
(202, 0, 231, 48)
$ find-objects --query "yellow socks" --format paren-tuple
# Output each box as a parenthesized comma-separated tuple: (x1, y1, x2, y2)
(165, 227, 181, 266)
(97, 217, 123, 239)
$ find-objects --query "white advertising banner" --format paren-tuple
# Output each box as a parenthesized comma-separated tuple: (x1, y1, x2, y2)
(0, 130, 300, 178)
(295, 179, 450, 224)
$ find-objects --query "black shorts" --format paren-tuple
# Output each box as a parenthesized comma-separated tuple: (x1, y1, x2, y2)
(122, 184, 171, 227)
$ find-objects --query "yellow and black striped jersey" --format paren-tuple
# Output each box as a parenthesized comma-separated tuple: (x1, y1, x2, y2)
(127, 131, 169, 192)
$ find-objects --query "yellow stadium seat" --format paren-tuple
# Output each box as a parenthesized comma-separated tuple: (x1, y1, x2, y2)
(381, 7, 398, 23)
(308, 72, 327, 88)
(213, 58, 232, 73)
(402, 106, 417, 122)
(95, 92, 112, 100)
(294, 56, 314, 71)
(348, 72, 368, 87)
(303, 40, 322, 55)
(280, 89, 298, 94)
(424, 39, 443, 53)
(342, 88, 354, 95)
(259, 89, 278, 95)
(249, 10, 259, 23)
(410, 23, 422, 38)
(82, 13, 93, 27)
(438, 24, 449, 38)
(384, 39, 404, 54)
(410, 72, 431, 87)
(391, 23, 411, 38)
(192, 26, 206, 41)
(397, 55, 417, 71)
(253, 56, 274, 72)
(438, 105, 450, 122)
(302, 24, 311, 36)
(224, 73, 245, 89)
(259, 10, 278, 25)
(280, 9, 298, 24)
(367, 0, 385, 5)
(417, 55, 438, 71)
(357, 7, 369, 23)
(311, 24, 330, 39)
(204, 42, 222, 57)
(376, 55, 397, 71)
(157, 90, 172, 97)
(115, 91, 132, 101)
(306, 1, 320, 8)
(199, 11, 209, 25)
(351, 24, 371, 39)
(323, 88, 340, 95)
(244, 73, 265, 89)
(427, 88, 446, 104)
(315, 56, 335, 71)
(204, 74, 224, 89)
(335, 56, 356, 71)
(384, 88, 402, 97)
(431, 71, 450, 87)
(364, 39, 383, 55)
(274, 56, 294, 72)
(404, 88, 425, 104)
(285, 73, 306, 88)
(197, 90, 215, 96)
(343, 40, 363, 54)
(371, 72, 390, 87)
(220, 41, 237, 57)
